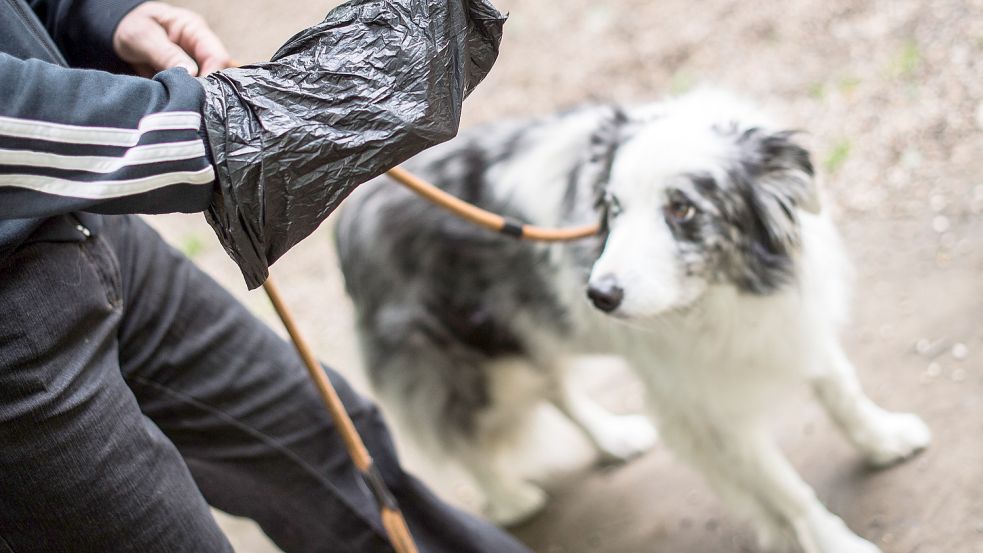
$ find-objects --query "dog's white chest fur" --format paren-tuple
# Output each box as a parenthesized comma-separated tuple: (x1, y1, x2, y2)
(565, 212, 847, 414)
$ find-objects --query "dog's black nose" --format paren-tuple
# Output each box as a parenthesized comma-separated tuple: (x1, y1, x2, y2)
(587, 277, 624, 313)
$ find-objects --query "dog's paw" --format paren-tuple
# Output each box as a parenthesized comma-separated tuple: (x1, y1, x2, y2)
(798, 512, 882, 553)
(593, 414, 658, 463)
(861, 411, 931, 467)
(485, 482, 547, 527)
(811, 530, 882, 553)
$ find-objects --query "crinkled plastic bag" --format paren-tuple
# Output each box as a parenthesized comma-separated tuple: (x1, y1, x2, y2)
(199, 0, 505, 288)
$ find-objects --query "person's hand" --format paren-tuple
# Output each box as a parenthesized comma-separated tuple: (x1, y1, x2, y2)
(113, 2, 233, 77)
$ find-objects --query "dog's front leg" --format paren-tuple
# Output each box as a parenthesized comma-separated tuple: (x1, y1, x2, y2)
(456, 443, 547, 527)
(661, 416, 880, 553)
(811, 341, 931, 467)
(547, 359, 657, 463)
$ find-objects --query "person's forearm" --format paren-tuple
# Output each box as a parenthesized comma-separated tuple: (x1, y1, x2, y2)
(0, 54, 214, 219)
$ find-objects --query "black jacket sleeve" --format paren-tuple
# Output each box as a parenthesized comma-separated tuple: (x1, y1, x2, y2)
(0, 53, 214, 219)
(28, 0, 146, 72)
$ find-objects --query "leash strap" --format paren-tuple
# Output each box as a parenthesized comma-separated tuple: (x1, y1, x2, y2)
(384, 166, 601, 242)
(262, 279, 420, 553)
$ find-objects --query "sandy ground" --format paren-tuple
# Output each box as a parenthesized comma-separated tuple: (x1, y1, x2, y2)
(155, 0, 983, 551)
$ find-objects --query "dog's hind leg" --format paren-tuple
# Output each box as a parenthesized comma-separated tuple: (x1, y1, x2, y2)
(360, 325, 549, 526)
(811, 341, 931, 467)
(546, 357, 657, 463)
(373, 372, 546, 527)
(660, 414, 880, 553)
(452, 357, 551, 527)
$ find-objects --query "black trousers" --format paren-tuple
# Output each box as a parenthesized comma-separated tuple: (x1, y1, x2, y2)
(0, 214, 531, 553)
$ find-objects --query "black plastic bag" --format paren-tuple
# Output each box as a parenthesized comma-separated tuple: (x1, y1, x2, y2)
(199, 0, 506, 288)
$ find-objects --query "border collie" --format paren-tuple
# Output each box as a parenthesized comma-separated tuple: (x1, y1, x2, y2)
(335, 91, 930, 553)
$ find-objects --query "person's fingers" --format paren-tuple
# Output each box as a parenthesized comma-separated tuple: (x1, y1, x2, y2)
(115, 10, 199, 75)
(114, 2, 233, 76)
(155, 8, 232, 76)
(196, 53, 236, 76)
(181, 25, 233, 75)
(143, 32, 200, 75)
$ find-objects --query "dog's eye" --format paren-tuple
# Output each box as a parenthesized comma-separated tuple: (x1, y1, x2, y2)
(666, 199, 695, 223)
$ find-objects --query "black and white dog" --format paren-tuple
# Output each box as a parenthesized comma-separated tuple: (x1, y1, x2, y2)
(335, 91, 930, 553)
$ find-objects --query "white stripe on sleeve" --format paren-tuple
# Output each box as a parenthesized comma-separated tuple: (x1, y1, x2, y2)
(0, 166, 215, 199)
(0, 141, 206, 173)
(0, 112, 202, 147)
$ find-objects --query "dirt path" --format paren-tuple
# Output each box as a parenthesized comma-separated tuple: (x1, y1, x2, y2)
(158, 0, 983, 551)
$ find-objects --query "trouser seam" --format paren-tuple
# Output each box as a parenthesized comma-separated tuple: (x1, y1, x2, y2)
(127, 374, 389, 544)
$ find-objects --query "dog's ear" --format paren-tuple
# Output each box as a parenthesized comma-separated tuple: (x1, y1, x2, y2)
(739, 128, 819, 212)
(736, 128, 819, 255)
(586, 107, 630, 214)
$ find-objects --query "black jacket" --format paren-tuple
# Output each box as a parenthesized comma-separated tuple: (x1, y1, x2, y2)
(0, 0, 213, 261)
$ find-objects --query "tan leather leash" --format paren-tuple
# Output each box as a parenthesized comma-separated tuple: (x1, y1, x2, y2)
(262, 166, 600, 552)
(385, 165, 601, 241)
(262, 278, 420, 553)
